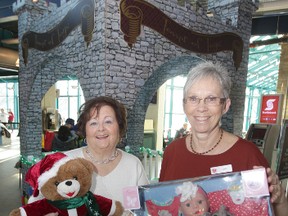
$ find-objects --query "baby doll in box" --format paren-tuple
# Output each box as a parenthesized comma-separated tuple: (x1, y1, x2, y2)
(145, 181, 211, 216)
(9, 152, 123, 216)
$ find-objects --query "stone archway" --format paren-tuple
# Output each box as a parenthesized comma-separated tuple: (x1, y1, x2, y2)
(126, 55, 205, 155)
(22, 56, 80, 157)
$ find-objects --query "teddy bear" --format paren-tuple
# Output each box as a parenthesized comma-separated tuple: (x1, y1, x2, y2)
(9, 152, 124, 216)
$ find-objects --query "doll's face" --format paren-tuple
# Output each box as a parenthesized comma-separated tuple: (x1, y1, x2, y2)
(180, 193, 209, 216)
(229, 189, 245, 205)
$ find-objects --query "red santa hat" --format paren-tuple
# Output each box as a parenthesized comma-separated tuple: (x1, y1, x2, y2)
(25, 152, 72, 202)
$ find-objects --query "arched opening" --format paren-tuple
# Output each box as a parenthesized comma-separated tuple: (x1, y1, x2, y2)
(126, 55, 205, 155)
(41, 77, 84, 151)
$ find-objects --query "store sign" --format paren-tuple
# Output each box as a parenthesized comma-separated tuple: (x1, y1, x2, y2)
(260, 94, 283, 124)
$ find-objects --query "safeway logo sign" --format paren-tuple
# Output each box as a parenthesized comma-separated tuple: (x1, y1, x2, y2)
(264, 99, 276, 111)
(260, 95, 282, 124)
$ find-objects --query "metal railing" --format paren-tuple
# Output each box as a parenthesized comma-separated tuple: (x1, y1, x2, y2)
(140, 147, 163, 183)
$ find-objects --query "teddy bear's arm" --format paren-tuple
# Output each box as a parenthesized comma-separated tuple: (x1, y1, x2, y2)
(94, 194, 124, 216)
(9, 199, 62, 216)
(9, 208, 21, 216)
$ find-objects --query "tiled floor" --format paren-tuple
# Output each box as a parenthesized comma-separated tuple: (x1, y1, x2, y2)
(0, 130, 22, 215)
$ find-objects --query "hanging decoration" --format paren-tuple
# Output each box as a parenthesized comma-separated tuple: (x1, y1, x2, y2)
(22, 0, 95, 65)
(120, 0, 243, 70)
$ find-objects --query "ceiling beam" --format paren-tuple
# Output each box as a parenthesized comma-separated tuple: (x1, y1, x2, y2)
(0, 15, 17, 23)
(255, 0, 288, 16)
(250, 36, 288, 48)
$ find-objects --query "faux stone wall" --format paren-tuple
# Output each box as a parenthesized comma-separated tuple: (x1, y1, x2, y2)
(13, 0, 258, 192)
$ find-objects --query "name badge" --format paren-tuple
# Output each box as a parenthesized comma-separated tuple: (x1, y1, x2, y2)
(210, 164, 233, 174)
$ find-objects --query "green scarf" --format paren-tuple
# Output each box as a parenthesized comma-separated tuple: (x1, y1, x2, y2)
(47, 191, 102, 216)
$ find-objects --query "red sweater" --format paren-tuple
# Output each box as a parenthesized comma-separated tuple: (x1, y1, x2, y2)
(159, 137, 269, 182)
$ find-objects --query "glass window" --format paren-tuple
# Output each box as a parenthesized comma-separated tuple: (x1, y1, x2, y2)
(58, 97, 69, 121)
(69, 80, 79, 96)
(0, 97, 7, 107)
(57, 81, 68, 96)
(164, 76, 187, 139)
(56, 79, 84, 124)
(7, 83, 14, 92)
(172, 88, 184, 113)
(0, 80, 19, 124)
(0, 83, 6, 96)
(242, 86, 276, 132)
(173, 76, 187, 86)
(171, 114, 187, 137)
(165, 89, 171, 111)
(69, 97, 78, 121)
(7, 97, 14, 111)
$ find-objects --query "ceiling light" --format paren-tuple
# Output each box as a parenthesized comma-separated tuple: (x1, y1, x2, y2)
(1, 38, 19, 45)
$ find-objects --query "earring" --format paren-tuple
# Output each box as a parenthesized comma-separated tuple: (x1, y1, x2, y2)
(83, 138, 87, 145)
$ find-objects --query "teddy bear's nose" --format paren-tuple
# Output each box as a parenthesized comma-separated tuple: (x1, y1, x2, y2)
(65, 181, 72, 186)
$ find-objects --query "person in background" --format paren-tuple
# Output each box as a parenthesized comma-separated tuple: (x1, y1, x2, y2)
(0, 109, 11, 138)
(66, 117, 87, 146)
(174, 122, 189, 139)
(65, 117, 80, 135)
(0, 108, 8, 125)
(8, 109, 14, 132)
(62, 96, 149, 213)
(65, 118, 75, 130)
(51, 125, 77, 151)
(159, 61, 288, 216)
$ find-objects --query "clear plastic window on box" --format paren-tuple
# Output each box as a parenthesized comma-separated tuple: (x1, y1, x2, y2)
(123, 168, 273, 216)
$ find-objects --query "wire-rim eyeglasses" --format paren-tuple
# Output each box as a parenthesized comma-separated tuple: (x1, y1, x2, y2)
(183, 96, 226, 106)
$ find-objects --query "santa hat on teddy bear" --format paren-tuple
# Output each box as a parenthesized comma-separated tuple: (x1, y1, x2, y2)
(25, 152, 72, 203)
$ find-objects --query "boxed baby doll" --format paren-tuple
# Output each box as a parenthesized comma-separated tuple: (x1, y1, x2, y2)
(123, 168, 273, 216)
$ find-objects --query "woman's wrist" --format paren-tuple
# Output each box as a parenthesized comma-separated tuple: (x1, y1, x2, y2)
(276, 192, 287, 205)
(273, 196, 288, 216)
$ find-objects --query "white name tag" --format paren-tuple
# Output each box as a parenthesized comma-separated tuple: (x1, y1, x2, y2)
(210, 164, 233, 174)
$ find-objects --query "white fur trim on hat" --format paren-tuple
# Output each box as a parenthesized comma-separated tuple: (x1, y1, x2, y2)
(38, 156, 72, 190)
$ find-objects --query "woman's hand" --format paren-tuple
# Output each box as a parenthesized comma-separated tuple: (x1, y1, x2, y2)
(265, 167, 284, 203)
(253, 166, 284, 203)
(254, 166, 288, 216)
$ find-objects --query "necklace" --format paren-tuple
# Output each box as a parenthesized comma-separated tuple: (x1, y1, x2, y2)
(85, 147, 119, 165)
(190, 129, 223, 155)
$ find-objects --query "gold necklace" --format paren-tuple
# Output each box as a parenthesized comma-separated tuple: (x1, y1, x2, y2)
(190, 129, 223, 155)
(85, 147, 119, 164)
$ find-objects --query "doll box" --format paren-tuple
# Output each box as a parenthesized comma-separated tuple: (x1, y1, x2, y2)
(124, 168, 273, 216)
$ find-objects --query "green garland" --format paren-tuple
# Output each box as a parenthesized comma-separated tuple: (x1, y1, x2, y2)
(19, 151, 60, 167)
(19, 147, 163, 167)
(139, 146, 163, 157)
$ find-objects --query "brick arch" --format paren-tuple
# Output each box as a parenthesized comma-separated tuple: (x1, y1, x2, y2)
(23, 57, 80, 156)
(126, 55, 205, 155)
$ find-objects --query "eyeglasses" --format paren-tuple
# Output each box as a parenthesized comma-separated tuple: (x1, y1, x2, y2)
(184, 96, 226, 106)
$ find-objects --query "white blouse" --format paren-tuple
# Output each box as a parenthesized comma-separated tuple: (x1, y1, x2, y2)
(65, 147, 149, 204)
